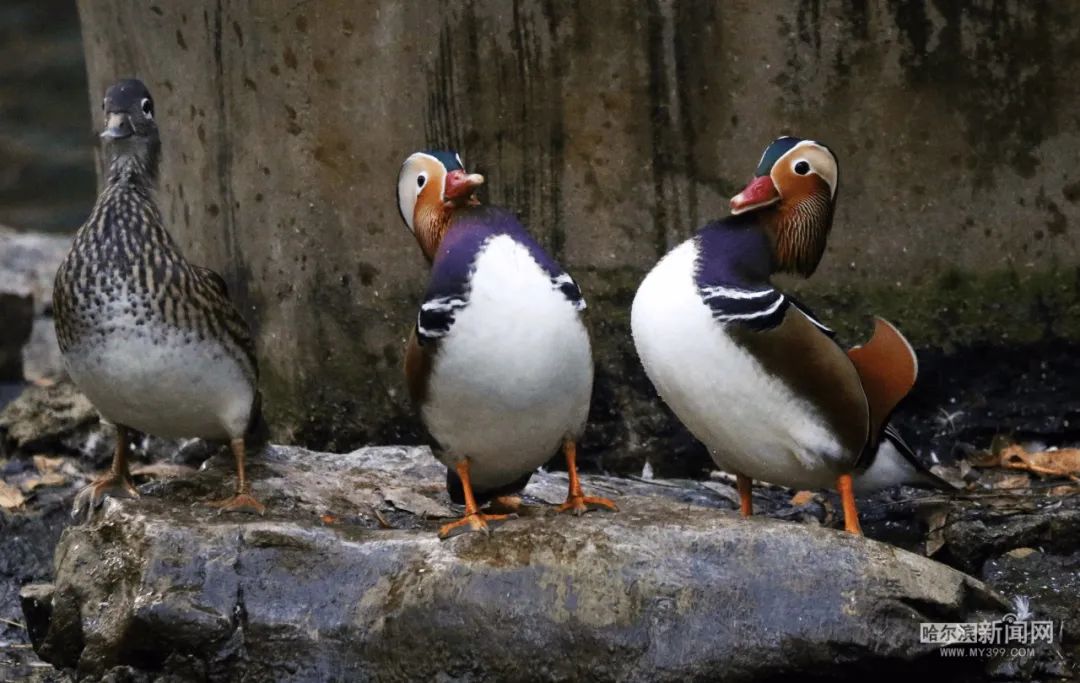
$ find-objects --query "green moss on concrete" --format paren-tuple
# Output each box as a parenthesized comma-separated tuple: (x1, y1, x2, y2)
(788, 266, 1080, 351)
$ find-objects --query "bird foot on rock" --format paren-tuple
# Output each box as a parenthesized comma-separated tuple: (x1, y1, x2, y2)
(438, 511, 514, 539)
(207, 492, 266, 516)
(556, 494, 619, 517)
(72, 472, 140, 522)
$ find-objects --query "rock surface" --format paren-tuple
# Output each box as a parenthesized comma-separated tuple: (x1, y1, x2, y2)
(24, 445, 1011, 681)
(0, 289, 33, 381)
(0, 227, 72, 387)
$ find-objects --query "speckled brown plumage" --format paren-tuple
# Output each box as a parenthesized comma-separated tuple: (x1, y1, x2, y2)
(56, 78, 265, 517)
(53, 152, 256, 380)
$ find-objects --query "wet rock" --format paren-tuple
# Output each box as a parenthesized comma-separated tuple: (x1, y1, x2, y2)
(982, 549, 1080, 666)
(0, 382, 101, 460)
(0, 227, 71, 385)
(22, 318, 64, 385)
(19, 582, 54, 651)
(0, 228, 70, 315)
(0, 289, 33, 381)
(28, 445, 1008, 681)
(936, 493, 1080, 573)
(0, 482, 72, 680)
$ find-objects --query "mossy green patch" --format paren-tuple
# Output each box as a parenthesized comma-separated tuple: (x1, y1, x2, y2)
(787, 266, 1080, 351)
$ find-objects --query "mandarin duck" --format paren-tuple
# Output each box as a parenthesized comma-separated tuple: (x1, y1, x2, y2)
(397, 150, 617, 538)
(54, 79, 267, 517)
(631, 136, 936, 535)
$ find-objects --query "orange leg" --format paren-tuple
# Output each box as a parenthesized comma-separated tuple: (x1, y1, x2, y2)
(439, 458, 512, 539)
(836, 473, 862, 535)
(208, 438, 266, 515)
(73, 425, 141, 518)
(556, 440, 618, 516)
(736, 474, 753, 517)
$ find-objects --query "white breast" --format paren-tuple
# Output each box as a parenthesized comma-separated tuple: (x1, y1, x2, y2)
(424, 235, 593, 490)
(63, 290, 254, 440)
(630, 240, 845, 490)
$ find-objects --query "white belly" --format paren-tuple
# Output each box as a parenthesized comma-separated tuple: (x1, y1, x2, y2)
(64, 300, 254, 440)
(630, 240, 845, 490)
(424, 235, 593, 490)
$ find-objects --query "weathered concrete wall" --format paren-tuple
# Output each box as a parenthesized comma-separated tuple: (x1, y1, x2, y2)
(0, 0, 95, 232)
(76, 1, 1080, 456)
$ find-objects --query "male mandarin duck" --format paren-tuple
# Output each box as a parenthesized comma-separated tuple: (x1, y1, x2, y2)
(631, 136, 940, 535)
(397, 150, 617, 538)
(54, 79, 267, 517)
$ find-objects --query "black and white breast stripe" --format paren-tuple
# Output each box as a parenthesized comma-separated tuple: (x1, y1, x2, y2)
(417, 294, 469, 341)
(552, 272, 586, 312)
(699, 284, 788, 331)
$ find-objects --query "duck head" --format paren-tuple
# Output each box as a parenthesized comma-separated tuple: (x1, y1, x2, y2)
(730, 137, 838, 277)
(397, 150, 484, 261)
(100, 78, 161, 179)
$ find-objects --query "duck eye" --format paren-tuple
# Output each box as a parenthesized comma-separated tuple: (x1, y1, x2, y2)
(416, 173, 427, 190)
(141, 98, 154, 118)
(794, 160, 811, 175)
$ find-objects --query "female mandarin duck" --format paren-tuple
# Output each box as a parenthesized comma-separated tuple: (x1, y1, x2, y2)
(397, 150, 617, 538)
(54, 80, 266, 517)
(631, 136, 935, 535)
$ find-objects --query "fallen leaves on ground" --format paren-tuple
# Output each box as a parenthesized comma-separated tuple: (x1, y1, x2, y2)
(130, 463, 197, 479)
(974, 444, 1080, 481)
(22, 472, 67, 491)
(0, 481, 26, 509)
(32, 455, 65, 474)
(790, 490, 817, 506)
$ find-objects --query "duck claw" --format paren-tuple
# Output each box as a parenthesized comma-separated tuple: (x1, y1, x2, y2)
(438, 511, 515, 540)
(556, 494, 619, 517)
(71, 472, 140, 522)
(207, 492, 266, 516)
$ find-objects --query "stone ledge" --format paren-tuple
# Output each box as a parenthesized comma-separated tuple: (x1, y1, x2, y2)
(26, 446, 1006, 681)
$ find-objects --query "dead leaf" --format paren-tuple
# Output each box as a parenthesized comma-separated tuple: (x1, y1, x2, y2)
(1048, 485, 1080, 497)
(994, 473, 1033, 490)
(1000, 445, 1080, 480)
(320, 514, 339, 525)
(1006, 547, 1038, 560)
(32, 455, 65, 474)
(21, 472, 68, 491)
(130, 463, 196, 479)
(790, 490, 817, 507)
(0, 481, 26, 509)
(925, 507, 950, 556)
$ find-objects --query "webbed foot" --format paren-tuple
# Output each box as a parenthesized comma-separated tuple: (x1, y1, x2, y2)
(207, 492, 266, 516)
(72, 472, 140, 521)
(438, 511, 513, 539)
